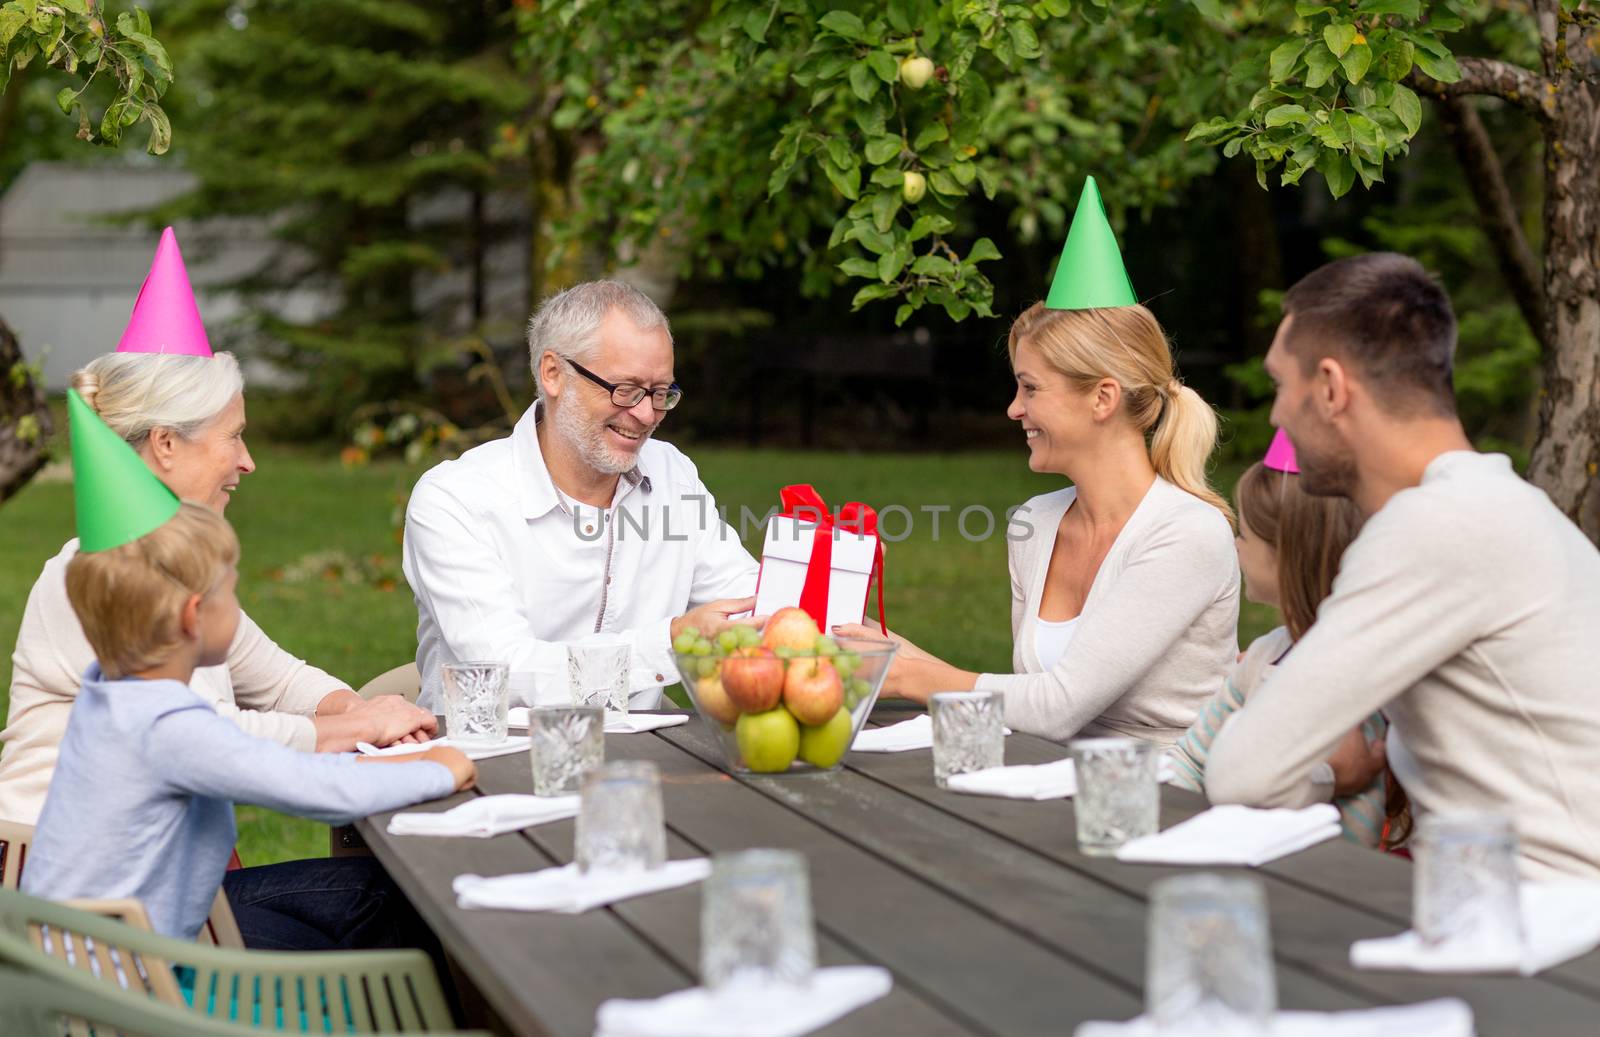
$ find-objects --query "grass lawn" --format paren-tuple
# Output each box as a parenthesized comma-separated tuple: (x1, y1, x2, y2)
(0, 442, 1276, 864)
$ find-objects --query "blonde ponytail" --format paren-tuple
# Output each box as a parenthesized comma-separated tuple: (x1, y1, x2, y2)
(1151, 382, 1234, 527)
(1008, 302, 1233, 527)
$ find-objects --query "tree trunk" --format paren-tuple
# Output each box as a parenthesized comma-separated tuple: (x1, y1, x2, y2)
(0, 315, 53, 505)
(1524, 24, 1600, 542)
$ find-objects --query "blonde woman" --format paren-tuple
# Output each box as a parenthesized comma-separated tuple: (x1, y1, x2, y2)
(0, 352, 436, 826)
(841, 303, 1240, 746)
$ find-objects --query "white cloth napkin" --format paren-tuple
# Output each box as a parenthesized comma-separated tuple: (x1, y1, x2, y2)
(507, 708, 691, 734)
(1074, 998, 1473, 1037)
(386, 794, 579, 838)
(1350, 880, 1600, 975)
(947, 756, 1176, 800)
(356, 735, 531, 762)
(849, 714, 1012, 753)
(1114, 804, 1340, 867)
(454, 859, 710, 914)
(594, 965, 893, 1037)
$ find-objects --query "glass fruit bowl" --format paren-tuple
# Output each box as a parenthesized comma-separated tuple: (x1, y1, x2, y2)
(671, 608, 898, 775)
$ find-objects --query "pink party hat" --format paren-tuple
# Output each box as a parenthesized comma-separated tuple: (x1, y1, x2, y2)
(115, 227, 213, 357)
(1263, 428, 1299, 474)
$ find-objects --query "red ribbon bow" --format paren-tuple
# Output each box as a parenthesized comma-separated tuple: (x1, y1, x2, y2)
(777, 484, 887, 635)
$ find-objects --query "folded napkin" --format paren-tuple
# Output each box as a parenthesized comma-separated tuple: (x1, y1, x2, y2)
(1075, 998, 1473, 1037)
(948, 756, 1176, 800)
(386, 794, 579, 838)
(507, 708, 691, 734)
(1114, 804, 1340, 867)
(595, 965, 893, 1037)
(1350, 880, 1600, 975)
(849, 714, 1012, 754)
(454, 859, 710, 914)
(356, 735, 531, 762)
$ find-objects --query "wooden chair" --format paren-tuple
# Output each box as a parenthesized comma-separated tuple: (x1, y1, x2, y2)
(357, 662, 422, 703)
(0, 885, 467, 1033)
(0, 818, 244, 947)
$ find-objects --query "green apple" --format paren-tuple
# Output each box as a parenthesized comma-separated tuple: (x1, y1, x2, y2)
(902, 170, 927, 204)
(899, 55, 935, 90)
(798, 708, 853, 769)
(736, 706, 800, 773)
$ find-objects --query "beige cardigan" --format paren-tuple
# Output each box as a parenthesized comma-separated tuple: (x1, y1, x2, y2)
(0, 539, 346, 825)
(975, 478, 1240, 747)
(1207, 452, 1600, 880)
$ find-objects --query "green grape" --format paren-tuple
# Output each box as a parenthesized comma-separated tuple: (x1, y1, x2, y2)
(773, 646, 797, 659)
(697, 657, 719, 678)
(672, 632, 699, 654)
(851, 676, 872, 698)
(679, 625, 701, 641)
(735, 624, 762, 648)
(716, 629, 740, 653)
(833, 653, 857, 679)
(814, 636, 840, 656)
(843, 687, 862, 710)
(690, 640, 712, 657)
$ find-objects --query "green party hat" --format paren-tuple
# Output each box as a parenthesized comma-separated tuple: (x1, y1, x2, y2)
(1044, 176, 1138, 310)
(68, 388, 180, 552)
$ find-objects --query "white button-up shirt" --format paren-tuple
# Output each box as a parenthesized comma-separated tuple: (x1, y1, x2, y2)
(402, 404, 759, 710)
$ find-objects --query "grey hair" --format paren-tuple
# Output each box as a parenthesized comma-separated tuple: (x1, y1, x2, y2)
(70, 352, 244, 449)
(527, 280, 672, 402)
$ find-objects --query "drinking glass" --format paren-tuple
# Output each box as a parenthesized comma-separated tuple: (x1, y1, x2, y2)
(568, 639, 631, 714)
(1413, 814, 1522, 956)
(528, 706, 604, 797)
(1068, 737, 1158, 855)
(1147, 873, 1276, 1035)
(930, 690, 1004, 788)
(575, 761, 665, 873)
(441, 661, 510, 747)
(700, 849, 816, 991)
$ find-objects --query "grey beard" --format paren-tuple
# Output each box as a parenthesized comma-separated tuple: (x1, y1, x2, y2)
(552, 396, 648, 476)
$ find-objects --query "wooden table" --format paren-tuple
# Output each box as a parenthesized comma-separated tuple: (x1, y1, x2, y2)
(356, 710, 1600, 1036)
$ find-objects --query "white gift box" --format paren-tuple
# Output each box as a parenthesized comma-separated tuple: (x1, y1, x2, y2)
(752, 515, 878, 633)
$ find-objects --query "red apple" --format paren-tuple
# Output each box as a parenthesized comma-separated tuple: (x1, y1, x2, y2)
(720, 647, 784, 712)
(694, 672, 739, 726)
(783, 657, 844, 727)
(763, 606, 822, 653)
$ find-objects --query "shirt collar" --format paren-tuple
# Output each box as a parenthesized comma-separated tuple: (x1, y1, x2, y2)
(513, 400, 654, 521)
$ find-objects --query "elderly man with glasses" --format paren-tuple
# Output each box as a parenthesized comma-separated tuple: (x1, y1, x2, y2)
(402, 280, 759, 710)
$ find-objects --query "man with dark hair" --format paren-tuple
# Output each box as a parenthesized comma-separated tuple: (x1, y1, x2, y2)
(1207, 252, 1600, 880)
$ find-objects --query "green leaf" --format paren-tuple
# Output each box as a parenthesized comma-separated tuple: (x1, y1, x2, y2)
(1357, 0, 1420, 16)
(1389, 83, 1422, 136)
(1317, 152, 1355, 199)
(914, 122, 949, 149)
(839, 257, 880, 278)
(1269, 40, 1306, 84)
(818, 11, 871, 44)
(1007, 20, 1042, 59)
(823, 161, 861, 200)
(1340, 42, 1371, 84)
(911, 254, 957, 277)
(965, 237, 1001, 264)
(878, 244, 910, 282)
(1413, 48, 1461, 84)
(1305, 44, 1339, 88)
(1264, 104, 1308, 128)
(871, 188, 902, 232)
(1186, 116, 1238, 144)
(144, 103, 171, 155)
(927, 170, 963, 196)
(894, 304, 914, 326)
(1323, 23, 1357, 59)
(849, 61, 877, 102)
(826, 137, 853, 169)
(852, 283, 898, 309)
(742, 9, 768, 42)
(55, 86, 75, 115)
(1037, 0, 1072, 15)
(908, 214, 954, 241)
(865, 136, 902, 165)
(1294, 3, 1336, 14)
(871, 166, 906, 187)
(866, 49, 899, 84)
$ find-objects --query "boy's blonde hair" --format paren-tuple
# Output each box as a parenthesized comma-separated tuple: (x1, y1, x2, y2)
(66, 503, 240, 679)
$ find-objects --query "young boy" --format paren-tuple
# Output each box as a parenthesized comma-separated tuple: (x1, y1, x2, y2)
(22, 392, 475, 943)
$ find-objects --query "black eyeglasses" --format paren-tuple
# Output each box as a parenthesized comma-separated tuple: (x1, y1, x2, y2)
(565, 358, 682, 411)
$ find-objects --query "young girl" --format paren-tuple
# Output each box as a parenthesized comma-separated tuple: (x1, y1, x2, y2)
(1168, 429, 1391, 848)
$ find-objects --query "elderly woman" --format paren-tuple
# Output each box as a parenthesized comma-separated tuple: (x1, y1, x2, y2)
(0, 349, 436, 826)
(842, 301, 1240, 747)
